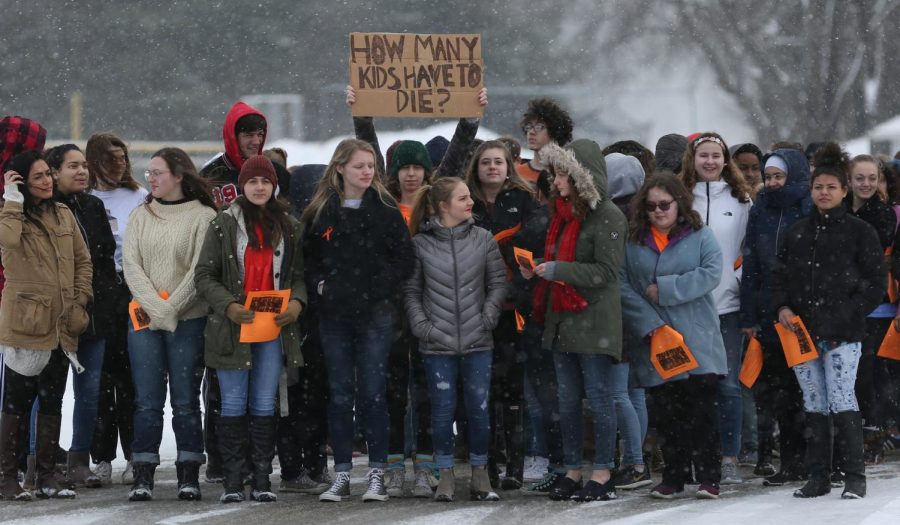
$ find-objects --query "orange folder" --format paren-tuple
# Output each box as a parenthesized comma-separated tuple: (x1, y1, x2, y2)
(650, 325, 699, 380)
(739, 337, 763, 388)
(129, 290, 169, 331)
(239, 289, 291, 343)
(877, 323, 900, 361)
(774, 316, 818, 367)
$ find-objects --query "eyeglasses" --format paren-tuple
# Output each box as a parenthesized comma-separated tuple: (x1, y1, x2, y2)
(644, 199, 674, 212)
(522, 123, 546, 134)
(144, 169, 170, 178)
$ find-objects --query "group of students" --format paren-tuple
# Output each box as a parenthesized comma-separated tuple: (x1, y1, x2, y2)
(0, 87, 898, 507)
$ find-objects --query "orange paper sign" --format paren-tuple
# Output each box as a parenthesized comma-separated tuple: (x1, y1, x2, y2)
(514, 309, 525, 333)
(739, 337, 764, 388)
(877, 323, 900, 361)
(128, 290, 170, 331)
(774, 316, 818, 367)
(240, 289, 291, 344)
(513, 247, 534, 271)
(650, 325, 699, 380)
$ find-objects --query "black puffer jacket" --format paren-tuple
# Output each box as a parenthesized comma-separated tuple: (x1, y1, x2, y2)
(53, 190, 118, 340)
(772, 205, 885, 343)
(403, 218, 507, 355)
(303, 188, 415, 321)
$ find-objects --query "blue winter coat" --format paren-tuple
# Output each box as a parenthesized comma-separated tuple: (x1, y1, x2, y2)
(620, 226, 727, 388)
(739, 149, 812, 345)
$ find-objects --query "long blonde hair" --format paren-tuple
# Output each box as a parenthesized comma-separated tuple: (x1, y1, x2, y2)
(301, 139, 397, 226)
(408, 177, 465, 236)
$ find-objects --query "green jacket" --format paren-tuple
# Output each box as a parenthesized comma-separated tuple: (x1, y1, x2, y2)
(537, 139, 627, 358)
(194, 205, 307, 369)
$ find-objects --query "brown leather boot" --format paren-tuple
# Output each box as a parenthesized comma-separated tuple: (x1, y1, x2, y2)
(0, 413, 32, 501)
(35, 414, 75, 499)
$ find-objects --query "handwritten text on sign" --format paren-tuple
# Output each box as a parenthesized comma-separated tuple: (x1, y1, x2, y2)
(349, 33, 483, 118)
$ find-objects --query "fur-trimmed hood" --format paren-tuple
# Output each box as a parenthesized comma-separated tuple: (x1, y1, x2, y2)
(538, 139, 606, 209)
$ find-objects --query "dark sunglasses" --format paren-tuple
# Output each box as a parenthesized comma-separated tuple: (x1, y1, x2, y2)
(644, 199, 674, 212)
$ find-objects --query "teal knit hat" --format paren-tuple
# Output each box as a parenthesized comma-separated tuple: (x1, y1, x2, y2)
(389, 140, 433, 178)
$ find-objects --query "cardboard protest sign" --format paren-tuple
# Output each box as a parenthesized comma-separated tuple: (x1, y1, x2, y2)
(774, 316, 818, 367)
(240, 289, 291, 343)
(349, 32, 484, 118)
(129, 290, 169, 331)
(514, 247, 535, 271)
(650, 325, 699, 380)
(739, 337, 763, 388)
(877, 323, 900, 361)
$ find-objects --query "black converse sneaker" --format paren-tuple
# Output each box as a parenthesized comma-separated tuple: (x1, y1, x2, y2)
(362, 468, 389, 502)
(318, 471, 351, 502)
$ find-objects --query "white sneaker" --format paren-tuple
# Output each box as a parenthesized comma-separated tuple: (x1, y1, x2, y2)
(524, 456, 549, 482)
(121, 461, 134, 485)
(94, 461, 112, 485)
(412, 468, 438, 498)
(385, 468, 405, 497)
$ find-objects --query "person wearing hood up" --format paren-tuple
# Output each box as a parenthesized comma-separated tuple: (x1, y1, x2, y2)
(654, 133, 688, 175)
(521, 139, 627, 502)
(620, 174, 727, 500)
(680, 132, 753, 485)
(200, 101, 292, 208)
(740, 148, 813, 486)
(402, 176, 507, 502)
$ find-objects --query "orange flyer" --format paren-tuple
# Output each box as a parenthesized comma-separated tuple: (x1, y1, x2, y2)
(128, 290, 169, 331)
(513, 247, 535, 271)
(240, 289, 291, 343)
(650, 325, 699, 380)
(739, 337, 763, 388)
(774, 316, 818, 367)
(877, 323, 900, 361)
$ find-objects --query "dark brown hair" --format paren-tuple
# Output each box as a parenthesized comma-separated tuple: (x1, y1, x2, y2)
(143, 147, 217, 213)
(464, 140, 533, 209)
(679, 132, 751, 203)
(85, 132, 142, 191)
(629, 174, 704, 243)
(546, 166, 592, 221)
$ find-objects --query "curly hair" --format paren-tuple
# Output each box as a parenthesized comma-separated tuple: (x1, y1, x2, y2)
(520, 98, 573, 147)
(679, 131, 751, 203)
(628, 174, 704, 243)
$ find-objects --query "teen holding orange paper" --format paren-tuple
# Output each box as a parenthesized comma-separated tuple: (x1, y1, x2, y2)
(619, 174, 727, 500)
(772, 143, 885, 500)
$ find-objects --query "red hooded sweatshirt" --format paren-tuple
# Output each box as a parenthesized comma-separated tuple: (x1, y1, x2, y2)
(201, 102, 269, 206)
(223, 101, 267, 170)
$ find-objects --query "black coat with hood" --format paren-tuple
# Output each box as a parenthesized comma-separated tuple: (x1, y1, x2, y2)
(740, 148, 813, 345)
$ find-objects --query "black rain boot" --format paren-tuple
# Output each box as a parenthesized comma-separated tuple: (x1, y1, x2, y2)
(500, 405, 524, 490)
(176, 461, 202, 500)
(834, 411, 866, 499)
(35, 414, 75, 499)
(249, 416, 277, 502)
(793, 413, 832, 498)
(218, 416, 247, 503)
(128, 463, 156, 501)
(0, 413, 32, 501)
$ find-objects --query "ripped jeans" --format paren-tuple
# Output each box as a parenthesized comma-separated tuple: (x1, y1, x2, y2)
(423, 350, 492, 469)
(793, 341, 861, 414)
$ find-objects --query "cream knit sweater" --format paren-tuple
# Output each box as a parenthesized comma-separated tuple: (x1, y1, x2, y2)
(123, 199, 217, 332)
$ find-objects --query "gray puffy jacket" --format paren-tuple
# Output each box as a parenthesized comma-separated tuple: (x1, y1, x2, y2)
(403, 217, 507, 355)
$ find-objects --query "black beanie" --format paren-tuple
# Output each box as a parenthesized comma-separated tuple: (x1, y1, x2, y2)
(6, 150, 43, 180)
(425, 136, 450, 167)
(389, 141, 433, 178)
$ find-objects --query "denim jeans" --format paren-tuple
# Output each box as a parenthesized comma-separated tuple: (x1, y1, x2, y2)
(128, 317, 206, 465)
(793, 341, 862, 414)
(717, 312, 743, 456)
(320, 309, 393, 472)
(423, 350, 492, 469)
(523, 369, 545, 457)
(611, 361, 645, 466)
(217, 338, 283, 417)
(629, 386, 648, 445)
(522, 322, 563, 471)
(70, 337, 106, 452)
(553, 352, 616, 471)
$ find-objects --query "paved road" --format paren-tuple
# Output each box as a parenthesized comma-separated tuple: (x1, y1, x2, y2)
(2, 459, 899, 524)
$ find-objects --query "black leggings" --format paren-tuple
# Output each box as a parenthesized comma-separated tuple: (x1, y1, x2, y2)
(2, 349, 69, 416)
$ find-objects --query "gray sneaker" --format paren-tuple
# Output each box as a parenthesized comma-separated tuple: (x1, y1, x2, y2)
(318, 472, 351, 502)
(280, 470, 325, 494)
(721, 460, 743, 484)
(413, 468, 438, 498)
(385, 468, 405, 497)
(362, 468, 389, 502)
(94, 461, 112, 485)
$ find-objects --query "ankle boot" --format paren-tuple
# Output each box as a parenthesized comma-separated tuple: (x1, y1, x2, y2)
(0, 413, 32, 501)
(35, 414, 75, 499)
(249, 416, 277, 502)
(176, 461, 202, 500)
(834, 411, 866, 499)
(500, 405, 524, 490)
(218, 416, 247, 503)
(128, 463, 156, 501)
(434, 467, 455, 502)
(794, 412, 832, 498)
(470, 465, 500, 501)
(66, 451, 101, 488)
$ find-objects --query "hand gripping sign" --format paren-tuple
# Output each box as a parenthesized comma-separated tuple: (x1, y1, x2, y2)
(650, 325, 699, 380)
(774, 316, 818, 367)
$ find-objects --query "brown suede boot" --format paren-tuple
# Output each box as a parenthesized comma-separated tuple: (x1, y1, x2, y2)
(0, 413, 32, 501)
(35, 414, 75, 499)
